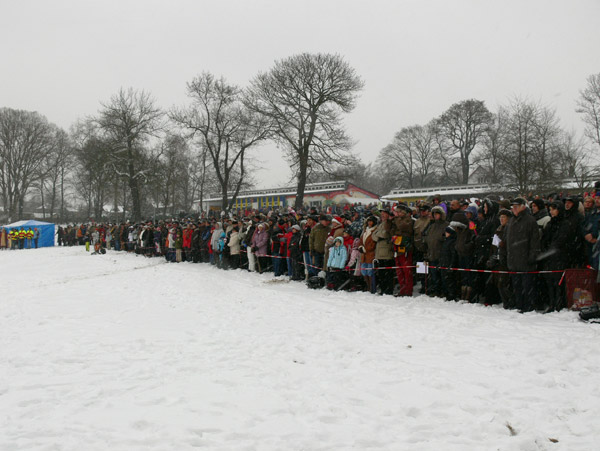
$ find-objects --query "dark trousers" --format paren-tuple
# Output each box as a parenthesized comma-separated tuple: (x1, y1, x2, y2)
(511, 273, 537, 312)
(442, 269, 458, 300)
(458, 255, 474, 287)
(312, 252, 324, 272)
(544, 273, 565, 311)
(375, 259, 395, 295)
(427, 261, 442, 295)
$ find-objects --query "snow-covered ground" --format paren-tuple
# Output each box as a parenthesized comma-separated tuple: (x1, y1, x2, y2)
(1, 247, 599, 451)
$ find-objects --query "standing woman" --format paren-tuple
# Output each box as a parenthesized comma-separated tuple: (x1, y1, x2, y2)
(360, 216, 378, 293)
(228, 226, 241, 269)
(539, 201, 571, 312)
(251, 222, 270, 273)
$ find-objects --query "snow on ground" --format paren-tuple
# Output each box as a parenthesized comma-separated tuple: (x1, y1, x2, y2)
(1, 247, 600, 451)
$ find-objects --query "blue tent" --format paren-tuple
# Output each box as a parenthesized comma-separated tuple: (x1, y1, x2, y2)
(3, 220, 55, 248)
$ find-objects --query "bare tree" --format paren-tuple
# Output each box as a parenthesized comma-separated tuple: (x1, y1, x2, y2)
(477, 108, 509, 185)
(0, 108, 57, 221)
(377, 124, 437, 189)
(35, 127, 72, 220)
(96, 88, 163, 222)
(434, 99, 493, 185)
(498, 98, 564, 193)
(577, 73, 600, 149)
(559, 130, 594, 190)
(171, 73, 269, 211)
(71, 121, 114, 220)
(247, 53, 364, 209)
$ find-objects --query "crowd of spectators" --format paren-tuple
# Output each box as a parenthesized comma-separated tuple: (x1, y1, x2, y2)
(54, 188, 600, 314)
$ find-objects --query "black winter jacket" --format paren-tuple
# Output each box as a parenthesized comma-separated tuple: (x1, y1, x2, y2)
(504, 209, 540, 271)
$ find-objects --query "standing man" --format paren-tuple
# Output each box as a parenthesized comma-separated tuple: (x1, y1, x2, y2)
(503, 197, 540, 312)
(309, 214, 331, 272)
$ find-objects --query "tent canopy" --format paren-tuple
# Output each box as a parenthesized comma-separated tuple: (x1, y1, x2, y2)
(3, 219, 55, 247)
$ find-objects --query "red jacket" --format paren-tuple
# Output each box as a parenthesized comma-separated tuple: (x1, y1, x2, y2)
(182, 228, 193, 248)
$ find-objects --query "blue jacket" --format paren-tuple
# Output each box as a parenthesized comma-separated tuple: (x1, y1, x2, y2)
(327, 237, 348, 269)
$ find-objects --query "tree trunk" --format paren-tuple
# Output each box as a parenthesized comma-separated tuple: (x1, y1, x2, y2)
(294, 150, 309, 210)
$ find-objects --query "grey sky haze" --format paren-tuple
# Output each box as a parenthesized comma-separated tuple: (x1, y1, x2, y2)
(2, 0, 599, 189)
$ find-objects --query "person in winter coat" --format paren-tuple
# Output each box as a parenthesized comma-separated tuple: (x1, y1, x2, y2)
(167, 227, 177, 262)
(424, 206, 448, 296)
(32, 228, 40, 249)
(227, 226, 241, 269)
(300, 217, 314, 278)
(182, 225, 193, 262)
(270, 220, 285, 276)
(251, 223, 270, 273)
(243, 217, 258, 272)
(288, 225, 303, 280)
(391, 203, 415, 296)
(326, 236, 348, 288)
(472, 198, 500, 303)
(360, 216, 378, 293)
(583, 196, 600, 268)
(440, 225, 459, 301)
(175, 230, 184, 263)
(564, 197, 586, 269)
(539, 201, 571, 312)
(503, 197, 540, 312)
(309, 215, 331, 272)
(452, 212, 476, 301)
(210, 222, 224, 266)
(372, 209, 395, 295)
(488, 209, 514, 309)
(0, 227, 7, 249)
(324, 216, 345, 271)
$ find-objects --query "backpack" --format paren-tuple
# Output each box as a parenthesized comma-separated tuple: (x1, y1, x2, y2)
(579, 303, 600, 322)
(307, 276, 325, 289)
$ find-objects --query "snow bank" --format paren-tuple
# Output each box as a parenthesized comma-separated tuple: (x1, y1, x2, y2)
(1, 247, 599, 450)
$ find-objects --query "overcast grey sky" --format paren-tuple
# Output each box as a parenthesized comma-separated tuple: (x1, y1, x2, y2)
(2, 0, 599, 188)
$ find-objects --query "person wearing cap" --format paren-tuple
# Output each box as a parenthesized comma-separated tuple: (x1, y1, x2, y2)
(309, 215, 331, 272)
(372, 208, 395, 295)
(503, 197, 540, 312)
(488, 208, 514, 309)
(391, 203, 415, 297)
(346, 209, 365, 239)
